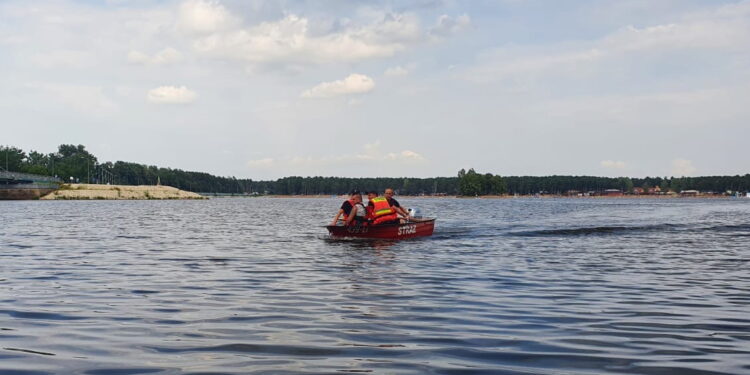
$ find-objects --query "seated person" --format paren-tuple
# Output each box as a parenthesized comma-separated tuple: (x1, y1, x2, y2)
(365, 191, 378, 219)
(384, 188, 410, 221)
(367, 191, 400, 225)
(330, 190, 367, 226)
(346, 194, 367, 226)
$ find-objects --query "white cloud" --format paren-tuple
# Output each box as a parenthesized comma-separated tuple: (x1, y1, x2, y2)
(386, 150, 425, 161)
(247, 158, 275, 167)
(599, 20, 744, 55)
(147, 85, 197, 104)
(384, 65, 409, 77)
(184, 9, 474, 67)
(671, 158, 696, 176)
(0, 34, 25, 45)
(30, 50, 94, 69)
(4, 1, 748, 179)
(301, 74, 375, 99)
(347, 97, 364, 106)
(247, 142, 426, 170)
(127, 51, 151, 64)
(467, 3, 750, 83)
(1, 1, 469, 71)
(430, 14, 471, 37)
(177, 0, 237, 34)
(128, 48, 183, 65)
(354, 142, 424, 162)
(526, 86, 750, 137)
(191, 13, 417, 65)
(26, 82, 117, 114)
(601, 160, 626, 169)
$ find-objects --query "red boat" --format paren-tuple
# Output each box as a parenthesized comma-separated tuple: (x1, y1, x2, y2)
(326, 219, 436, 239)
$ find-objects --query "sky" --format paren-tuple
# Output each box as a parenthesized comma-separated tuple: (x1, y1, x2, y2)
(1, 0, 749, 179)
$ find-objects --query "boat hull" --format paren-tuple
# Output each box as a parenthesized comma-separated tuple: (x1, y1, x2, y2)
(326, 219, 435, 239)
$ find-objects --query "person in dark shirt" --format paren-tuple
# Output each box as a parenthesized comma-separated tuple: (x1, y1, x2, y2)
(384, 188, 409, 218)
(340, 198, 354, 216)
(331, 190, 364, 225)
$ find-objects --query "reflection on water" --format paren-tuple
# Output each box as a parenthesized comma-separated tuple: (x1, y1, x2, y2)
(1, 197, 750, 374)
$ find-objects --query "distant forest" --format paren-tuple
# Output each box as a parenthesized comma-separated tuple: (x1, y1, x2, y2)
(2, 144, 749, 195)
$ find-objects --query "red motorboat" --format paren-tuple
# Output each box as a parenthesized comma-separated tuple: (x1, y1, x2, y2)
(326, 219, 436, 240)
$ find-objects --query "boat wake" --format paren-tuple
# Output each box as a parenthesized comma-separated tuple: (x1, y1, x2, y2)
(509, 222, 750, 237)
(509, 223, 686, 237)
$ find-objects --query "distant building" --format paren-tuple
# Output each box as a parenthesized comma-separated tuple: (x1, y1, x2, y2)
(647, 186, 662, 194)
(680, 190, 700, 197)
(603, 189, 623, 196)
(633, 187, 645, 195)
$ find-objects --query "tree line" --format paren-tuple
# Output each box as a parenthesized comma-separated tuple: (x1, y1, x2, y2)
(2, 144, 749, 195)
(458, 169, 750, 195)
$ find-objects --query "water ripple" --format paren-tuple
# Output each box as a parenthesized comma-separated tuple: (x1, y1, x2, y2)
(0, 198, 748, 374)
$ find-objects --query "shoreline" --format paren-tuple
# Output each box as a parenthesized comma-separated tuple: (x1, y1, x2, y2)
(34, 189, 741, 200)
(40, 184, 206, 200)
(256, 194, 738, 199)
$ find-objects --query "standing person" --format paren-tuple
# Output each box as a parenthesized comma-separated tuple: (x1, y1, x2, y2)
(384, 188, 410, 219)
(330, 190, 362, 226)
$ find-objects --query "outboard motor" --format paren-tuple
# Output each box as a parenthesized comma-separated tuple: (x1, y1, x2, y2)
(408, 208, 421, 218)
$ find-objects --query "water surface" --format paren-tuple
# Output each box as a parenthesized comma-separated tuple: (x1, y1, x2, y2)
(1, 197, 749, 374)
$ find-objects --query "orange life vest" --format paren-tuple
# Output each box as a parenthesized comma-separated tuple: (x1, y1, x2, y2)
(370, 197, 398, 225)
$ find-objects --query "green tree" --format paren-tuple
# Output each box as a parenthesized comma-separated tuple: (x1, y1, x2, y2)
(660, 177, 670, 191)
(489, 175, 507, 194)
(0, 146, 26, 172)
(618, 177, 634, 193)
(22, 150, 51, 175)
(458, 168, 483, 196)
(51, 144, 98, 183)
(670, 177, 685, 192)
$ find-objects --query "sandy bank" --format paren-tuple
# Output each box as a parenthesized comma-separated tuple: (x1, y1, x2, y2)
(40, 184, 206, 200)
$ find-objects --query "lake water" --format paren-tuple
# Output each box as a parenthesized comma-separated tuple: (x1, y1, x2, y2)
(1, 197, 749, 375)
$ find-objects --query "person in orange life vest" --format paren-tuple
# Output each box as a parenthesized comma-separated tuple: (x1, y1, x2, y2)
(331, 190, 367, 226)
(365, 191, 378, 220)
(367, 192, 400, 225)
